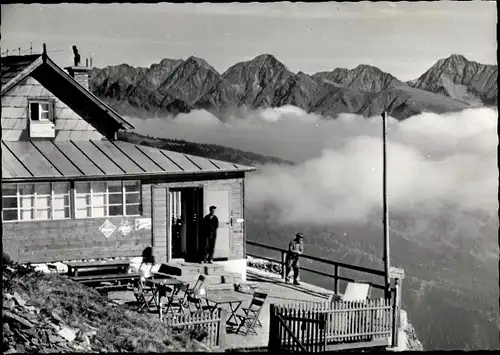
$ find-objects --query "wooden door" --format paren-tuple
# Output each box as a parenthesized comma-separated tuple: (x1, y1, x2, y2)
(185, 187, 203, 262)
(204, 188, 232, 260)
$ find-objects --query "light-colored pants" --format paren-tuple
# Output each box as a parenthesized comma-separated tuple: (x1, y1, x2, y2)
(285, 256, 300, 282)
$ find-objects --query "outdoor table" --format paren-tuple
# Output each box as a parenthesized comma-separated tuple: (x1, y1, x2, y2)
(66, 260, 130, 277)
(147, 278, 187, 314)
(203, 294, 243, 325)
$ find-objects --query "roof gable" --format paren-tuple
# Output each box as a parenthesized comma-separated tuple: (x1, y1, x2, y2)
(1, 54, 134, 138)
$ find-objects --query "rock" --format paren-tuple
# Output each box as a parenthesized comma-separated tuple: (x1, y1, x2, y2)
(4, 348, 16, 354)
(192, 339, 212, 352)
(84, 330, 97, 337)
(3, 322, 13, 336)
(48, 334, 66, 343)
(81, 334, 92, 347)
(58, 327, 77, 342)
(12, 292, 27, 307)
(3, 299, 16, 310)
(51, 310, 63, 323)
(23, 327, 38, 338)
(3, 310, 34, 328)
(4, 292, 13, 300)
(25, 305, 37, 313)
(40, 329, 50, 343)
(15, 344, 26, 353)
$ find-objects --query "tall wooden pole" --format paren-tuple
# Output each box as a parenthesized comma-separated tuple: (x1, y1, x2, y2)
(382, 111, 391, 299)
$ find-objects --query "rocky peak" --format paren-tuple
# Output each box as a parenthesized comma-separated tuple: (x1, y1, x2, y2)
(313, 64, 405, 92)
(410, 54, 498, 105)
(184, 56, 219, 73)
(221, 54, 293, 107)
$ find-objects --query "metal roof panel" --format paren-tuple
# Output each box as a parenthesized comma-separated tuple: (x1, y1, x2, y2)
(90, 140, 144, 174)
(1, 142, 32, 178)
(160, 150, 202, 172)
(71, 140, 124, 175)
(3, 141, 61, 177)
(111, 141, 166, 173)
(31, 141, 82, 176)
(134, 144, 183, 172)
(52, 141, 104, 176)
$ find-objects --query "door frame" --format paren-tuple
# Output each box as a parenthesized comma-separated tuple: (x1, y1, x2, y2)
(163, 183, 204, 263)
(203, 187, 233, 261)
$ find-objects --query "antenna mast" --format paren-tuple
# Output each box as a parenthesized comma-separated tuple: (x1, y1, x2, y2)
(382, 111, 391, 299)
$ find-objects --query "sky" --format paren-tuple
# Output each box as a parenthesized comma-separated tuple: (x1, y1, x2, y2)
(1, 2, 497, 81)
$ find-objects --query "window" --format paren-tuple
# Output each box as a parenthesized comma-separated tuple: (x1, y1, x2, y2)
(2, 183, 71, 222)
(74, 181, 141, 219)
(29, 100, 54, 122)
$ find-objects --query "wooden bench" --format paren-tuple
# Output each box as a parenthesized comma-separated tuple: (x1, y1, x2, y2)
(66, 261, 131, 277)
(71, 272, 141, 285)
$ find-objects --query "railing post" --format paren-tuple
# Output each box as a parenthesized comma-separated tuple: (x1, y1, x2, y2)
(391, 278, 402, 348)
(334, 265, 339, 294)
(281, 251, 287, 280)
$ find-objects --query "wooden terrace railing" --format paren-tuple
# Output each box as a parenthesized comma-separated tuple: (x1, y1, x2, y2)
(269, 298, 393, 352)
(247, 240, 404, 349)
(246, 240, 387, 294)
(163, 308, 227, 351)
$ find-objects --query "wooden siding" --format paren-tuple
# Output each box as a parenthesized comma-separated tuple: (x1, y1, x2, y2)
(3, 175, 245, 264)
(1, 75, 103, 141)
(2, 216, 150, 264)
(152, 186, 168, 264)
(151, 177, 245, 260)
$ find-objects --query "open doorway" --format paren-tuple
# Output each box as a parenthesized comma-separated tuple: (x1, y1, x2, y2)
(168, 185, 232, 263)
(169, 187, 203, 262)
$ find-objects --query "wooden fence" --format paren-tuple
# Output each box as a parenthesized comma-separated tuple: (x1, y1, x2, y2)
(269, 298, 393, 352)
(163, 309, 227, 351)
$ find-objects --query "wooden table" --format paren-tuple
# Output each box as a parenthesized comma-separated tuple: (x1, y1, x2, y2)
(66, 260, 130, 277)
(147, 278, 187, 316)
(203, 294, 243, 325)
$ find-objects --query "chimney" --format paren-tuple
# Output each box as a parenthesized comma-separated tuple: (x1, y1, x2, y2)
(64, 45, 91, 91)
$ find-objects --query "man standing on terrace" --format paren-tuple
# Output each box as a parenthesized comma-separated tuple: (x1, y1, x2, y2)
(285, 233, 304, 285)
(202, 205, 219, 264)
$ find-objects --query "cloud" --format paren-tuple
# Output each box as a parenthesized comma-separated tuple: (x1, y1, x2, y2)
(127, 106, 498, 262)
(128, 106, 497, 220)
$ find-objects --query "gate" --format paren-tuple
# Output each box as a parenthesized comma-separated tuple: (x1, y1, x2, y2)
(268, 304, 327, 352)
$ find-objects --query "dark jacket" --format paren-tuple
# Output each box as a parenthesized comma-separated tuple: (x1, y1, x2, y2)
(287, 239, 303, 260)
(203, 214, 219, 238)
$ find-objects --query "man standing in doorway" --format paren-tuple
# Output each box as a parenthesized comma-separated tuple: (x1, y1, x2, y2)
(285, 233, 304, 285)
(202, 205, 219, 264)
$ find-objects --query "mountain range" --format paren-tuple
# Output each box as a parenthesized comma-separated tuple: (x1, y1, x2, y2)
(90, 54, 497, 120)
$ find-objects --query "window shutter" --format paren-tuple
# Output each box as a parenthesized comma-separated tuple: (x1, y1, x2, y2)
(30, 102, 39, 120)
(49, 101, 55, 123)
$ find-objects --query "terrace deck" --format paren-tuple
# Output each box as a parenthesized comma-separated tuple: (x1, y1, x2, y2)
(108, 267, 337, 350)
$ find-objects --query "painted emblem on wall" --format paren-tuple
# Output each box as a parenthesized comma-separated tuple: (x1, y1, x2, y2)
(99, 219, 116, 238)
(135, 218, 152, 231)
(118, 220, 133, 236)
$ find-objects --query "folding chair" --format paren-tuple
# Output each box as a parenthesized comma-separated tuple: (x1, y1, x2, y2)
(186, 275, 208, 312)
(341, 281, 372, 301)
(132, 271, 156, 312)
(235, 292, 268, 335)
(160, 283, 190, 320)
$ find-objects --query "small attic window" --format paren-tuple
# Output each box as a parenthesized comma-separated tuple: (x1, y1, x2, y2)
(29, 101, 55, 122)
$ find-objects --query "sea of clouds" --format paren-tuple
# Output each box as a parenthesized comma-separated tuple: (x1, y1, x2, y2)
(125, 106, 498, 229)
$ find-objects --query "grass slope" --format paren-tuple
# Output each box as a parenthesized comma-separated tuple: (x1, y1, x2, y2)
(2, 254, 200, 353)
